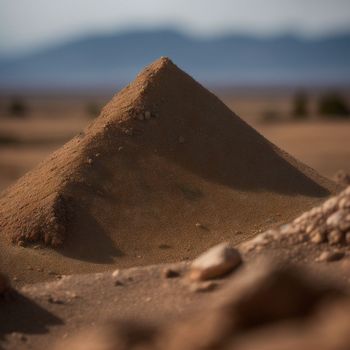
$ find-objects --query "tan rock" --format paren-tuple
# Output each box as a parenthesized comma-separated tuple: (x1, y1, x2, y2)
(327, 230, 343, 245)
(190, 243, 242, 281)
(326, 210, 346, 228)
(316, 250, 345, 262)
(310, 230, 326, 244)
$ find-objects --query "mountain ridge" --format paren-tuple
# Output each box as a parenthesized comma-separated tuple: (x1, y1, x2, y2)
(1, 29, 349, 88)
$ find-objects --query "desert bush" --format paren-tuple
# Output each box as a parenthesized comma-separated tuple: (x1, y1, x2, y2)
(318, 92, 349, 118)
(292, 91, 309, 119)
(8, 97, 28, 117)
(86, 102, 101, 118)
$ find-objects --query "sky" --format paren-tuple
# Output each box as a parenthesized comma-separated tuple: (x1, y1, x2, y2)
(1, 0, 350, 55)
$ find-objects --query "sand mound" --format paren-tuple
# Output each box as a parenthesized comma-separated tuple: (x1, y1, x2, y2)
(0, 57, 337, 281)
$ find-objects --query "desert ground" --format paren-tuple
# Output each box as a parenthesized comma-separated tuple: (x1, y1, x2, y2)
(1, 58, 350, 350)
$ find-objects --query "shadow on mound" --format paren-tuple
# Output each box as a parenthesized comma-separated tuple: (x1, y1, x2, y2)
(59, 203, 122, 263)
(0, 291, 63, 338)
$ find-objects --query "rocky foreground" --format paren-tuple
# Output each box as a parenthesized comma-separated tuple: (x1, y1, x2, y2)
(1, 185, 350, 350)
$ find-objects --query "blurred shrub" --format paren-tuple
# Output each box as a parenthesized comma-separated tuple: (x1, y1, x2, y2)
(8, 97, 28, 117)
(86, 102, 101, 118)
(317, 92, 349, 118)
(259, 109, 282, 124)
(292, 91, 309, 119)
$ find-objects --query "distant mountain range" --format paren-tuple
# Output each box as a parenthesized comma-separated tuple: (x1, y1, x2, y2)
(0, 29, 349, 89)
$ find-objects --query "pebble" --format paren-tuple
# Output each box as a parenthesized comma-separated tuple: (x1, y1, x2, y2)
(310, 230, 326, 244)
(190, 281, 218, 293)
(190, 242, 242, 281)
(112, 269, 120, 278)
(316, 250, 345, 262)
(327, 230, 343, 245)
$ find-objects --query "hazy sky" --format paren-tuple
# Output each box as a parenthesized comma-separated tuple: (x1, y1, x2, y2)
(1, 0, 350, 54)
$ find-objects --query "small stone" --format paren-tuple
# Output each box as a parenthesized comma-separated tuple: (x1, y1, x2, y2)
(178, 136, 185, 144)
(316, 250, 345, 262)
(112, 269, 120, 278)
(190, 242, 242, 281)
(144, 111, 151, 120)
(87, 158, 93, 165)
(327, 230, 343, 245)
(310, 230, 326, 244)
(190, 281, 218, 293)
(118, 146, 124, 151)
(163, 268, 180, 278)
(326, 210, 345, 228)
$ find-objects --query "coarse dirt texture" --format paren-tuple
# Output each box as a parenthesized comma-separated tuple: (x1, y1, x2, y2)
(240, 185, 350, 256)
(1, 255, 350, 350)
(2, 188, 350, 350)
(0, 57, 338, 284)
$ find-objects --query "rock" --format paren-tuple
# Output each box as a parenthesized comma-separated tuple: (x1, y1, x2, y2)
(190, 281, 218, 293)
(112, 269, 120, 278)
(163, 268, 180, 278)
(310, 229, 326, 244)
(316, 251, 345, 262)
(326, 210, 346, 228)
(327, 230, 343, 245)
(190, 243, 242, 281)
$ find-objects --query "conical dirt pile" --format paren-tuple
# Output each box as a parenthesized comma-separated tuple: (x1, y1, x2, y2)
(0, 57, 338, 282)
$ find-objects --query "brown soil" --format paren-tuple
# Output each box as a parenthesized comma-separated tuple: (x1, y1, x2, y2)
(0, 57, 338, 284)
(2, 187, 350, 350)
